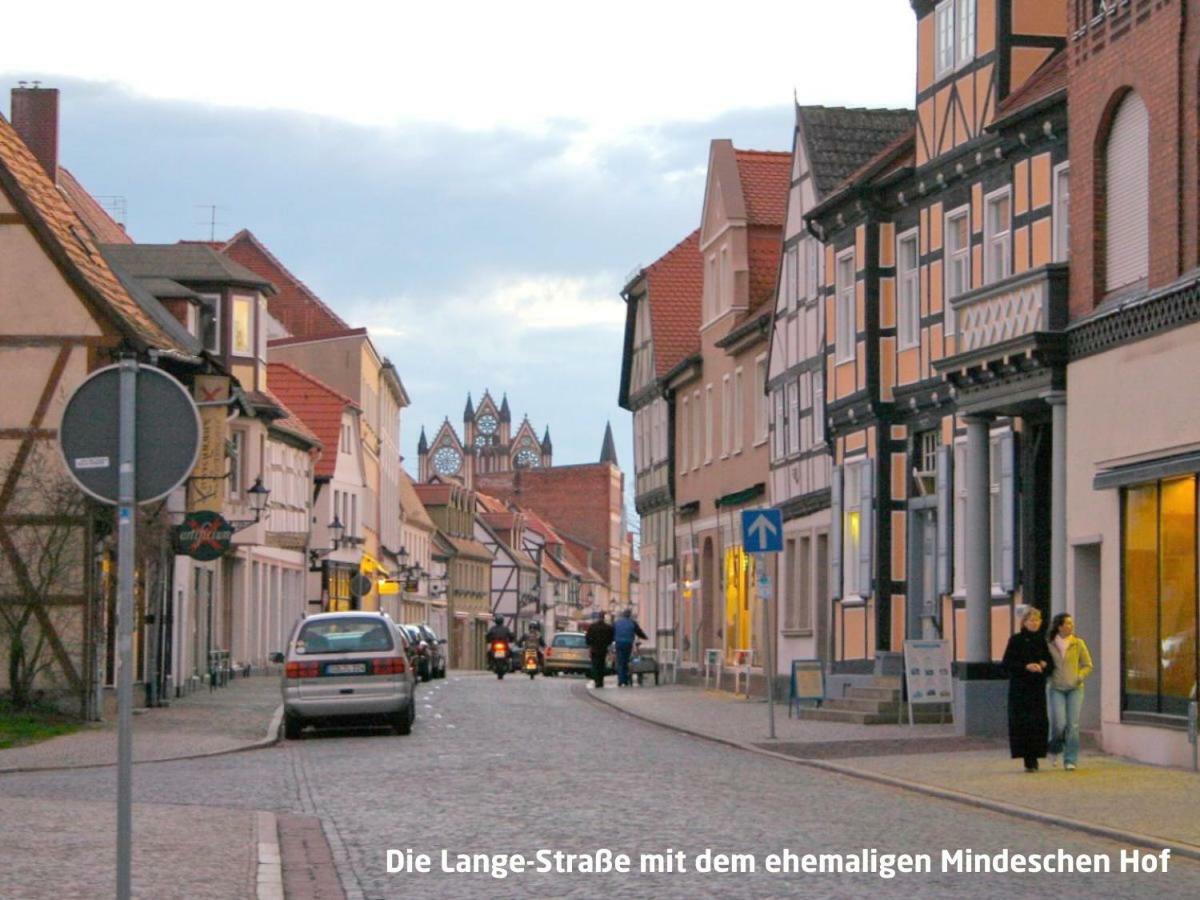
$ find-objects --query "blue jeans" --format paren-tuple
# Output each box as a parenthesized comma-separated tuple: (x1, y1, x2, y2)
(1048, 684, 1084, 765)
(615, 643, 634, 686)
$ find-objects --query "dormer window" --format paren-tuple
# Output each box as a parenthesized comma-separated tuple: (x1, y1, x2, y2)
(200, 293, 221, 353)
(232, 294, 255, 357)
(935, 0, 976, 79)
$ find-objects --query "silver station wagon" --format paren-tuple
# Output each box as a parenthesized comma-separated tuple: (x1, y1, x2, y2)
(277, 612, 416, 738)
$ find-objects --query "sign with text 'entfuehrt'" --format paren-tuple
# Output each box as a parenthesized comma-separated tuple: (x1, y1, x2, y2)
(741, 508, 783, 553)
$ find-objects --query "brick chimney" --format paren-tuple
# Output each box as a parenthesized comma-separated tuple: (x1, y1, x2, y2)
(11, 85, 59, 183)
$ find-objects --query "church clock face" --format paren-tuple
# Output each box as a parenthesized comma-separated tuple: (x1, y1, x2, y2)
(477, 414, 498, 435)
(515, 447, 540, 468)
(433, 446, 462, 476)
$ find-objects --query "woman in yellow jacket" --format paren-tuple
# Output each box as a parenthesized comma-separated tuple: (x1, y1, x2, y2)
(1046, 613, 1094, 771)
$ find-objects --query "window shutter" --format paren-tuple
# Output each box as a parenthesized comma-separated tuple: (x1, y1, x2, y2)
(1105, 92, 1149, 292)
(936, 445, 953, 595)
(830, 465, 843, 600)
(999, 432, 1017, 592)
(858, 459, 874, 597)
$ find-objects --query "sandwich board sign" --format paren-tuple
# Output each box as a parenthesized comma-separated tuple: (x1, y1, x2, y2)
(902, 639, 954, 726)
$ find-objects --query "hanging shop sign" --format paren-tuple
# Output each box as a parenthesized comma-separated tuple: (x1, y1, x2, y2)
(175, 510, 234, 561)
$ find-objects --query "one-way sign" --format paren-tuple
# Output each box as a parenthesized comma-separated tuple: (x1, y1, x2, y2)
(741, 508, 783, 553)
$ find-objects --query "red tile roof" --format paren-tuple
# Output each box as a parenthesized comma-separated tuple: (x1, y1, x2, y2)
(414, 483, 453, 506)
(221, 230, 351, 339)
(58, 168, 132, 244)
(747, 227, 783, 310)
(734, 149, 791, 226)
(0, 113, 183, 352)
(644, 229, 703, 378)
(265, 363, 350, 470)
(996, 49, 1066, 119)
(398, 469, 436, 530)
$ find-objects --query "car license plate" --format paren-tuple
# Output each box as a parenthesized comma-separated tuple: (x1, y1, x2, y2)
(493, 649, 507, 658)
(326, 663, 366, 675)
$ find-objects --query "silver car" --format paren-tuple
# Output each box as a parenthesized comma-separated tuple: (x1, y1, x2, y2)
(277, 612, 416, 738)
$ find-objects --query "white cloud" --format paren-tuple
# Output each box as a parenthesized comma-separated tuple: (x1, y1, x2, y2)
(10, 1, 915, 140)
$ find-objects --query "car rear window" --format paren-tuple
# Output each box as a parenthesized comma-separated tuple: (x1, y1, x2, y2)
(552, 633, 587, 649)
(295, 618, 394, 654)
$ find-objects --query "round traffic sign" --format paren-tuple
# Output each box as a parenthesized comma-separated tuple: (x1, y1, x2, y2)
(350, 573, 374, 599)
(58, 363, 201, 505)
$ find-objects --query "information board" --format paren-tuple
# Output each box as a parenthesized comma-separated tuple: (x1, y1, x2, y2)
(902, 639, 954, 725)
(788, 659, 824, 717)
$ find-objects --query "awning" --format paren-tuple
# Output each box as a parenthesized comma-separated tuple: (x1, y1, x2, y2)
(1093, 450, 1200, 490)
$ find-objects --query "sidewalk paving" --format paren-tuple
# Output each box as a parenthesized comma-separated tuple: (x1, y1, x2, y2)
(588, 683, 1200, 855)
(0, 673, 281, 772)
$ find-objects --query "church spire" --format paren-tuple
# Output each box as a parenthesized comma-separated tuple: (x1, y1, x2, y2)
(417, 426, 428, 454)
(499, 393, 511, 423)
(463, 393, 474, 421)
(599, 421, 618, 466)
(541, 426, 552, 453)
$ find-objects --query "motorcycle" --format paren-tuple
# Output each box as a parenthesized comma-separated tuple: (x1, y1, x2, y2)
(523, 647, 539, 680)
(490, 641, 510, 679)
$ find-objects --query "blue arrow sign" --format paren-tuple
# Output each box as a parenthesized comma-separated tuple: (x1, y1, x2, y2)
(741, 508, 783, 553)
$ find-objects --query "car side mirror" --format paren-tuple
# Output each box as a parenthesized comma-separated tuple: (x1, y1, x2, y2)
(269, 652, 284, 664)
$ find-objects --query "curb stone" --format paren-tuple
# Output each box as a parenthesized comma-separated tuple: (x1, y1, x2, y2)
(0, 703, 283, 776)
(581, 684, 1200, 863)
(257, 810, 284, 900)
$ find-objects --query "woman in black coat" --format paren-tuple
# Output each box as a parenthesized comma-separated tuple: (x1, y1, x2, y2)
(1001, 606, 1054, 771)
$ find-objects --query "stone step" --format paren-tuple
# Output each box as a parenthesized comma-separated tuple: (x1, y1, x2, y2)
(870, 675, 902, 690)
(825, 697, 897, 713)
(846, 686, 900, 701)
(797, 704, 952, 725)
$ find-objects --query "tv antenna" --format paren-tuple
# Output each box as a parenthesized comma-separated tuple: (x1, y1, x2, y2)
(194, 204, 227, 242)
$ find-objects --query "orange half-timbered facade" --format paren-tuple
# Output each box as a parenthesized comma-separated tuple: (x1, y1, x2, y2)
(809, 1, 1069, 733)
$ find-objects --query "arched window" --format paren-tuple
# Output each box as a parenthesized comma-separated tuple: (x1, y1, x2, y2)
(1104, 91, 1149, 294)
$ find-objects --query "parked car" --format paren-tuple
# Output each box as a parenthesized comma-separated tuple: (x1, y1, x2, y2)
(399, 624, 433, 682)
(543, 632, 614, 676)
(403, 623, 447, 680)
(275, 612, 416, 739)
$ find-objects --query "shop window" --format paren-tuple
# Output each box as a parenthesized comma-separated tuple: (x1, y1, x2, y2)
(1122, 477, 1198, 717)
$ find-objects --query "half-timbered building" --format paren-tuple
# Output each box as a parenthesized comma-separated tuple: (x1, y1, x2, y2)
(766, 106, 913, 675)
(0, 101, 202, 715)
(807, 0, 1069, 731)
(619, 229, 702, 654)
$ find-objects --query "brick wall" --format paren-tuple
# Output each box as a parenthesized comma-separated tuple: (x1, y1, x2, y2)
(1067, 0, 1199, 317)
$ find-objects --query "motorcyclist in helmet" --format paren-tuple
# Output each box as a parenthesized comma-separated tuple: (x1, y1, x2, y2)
(520, 621, 546, 668)
(485, 614, 514, 645)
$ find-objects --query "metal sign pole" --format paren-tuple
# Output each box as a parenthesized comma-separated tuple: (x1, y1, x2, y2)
(116, 357, 136, 900)
(759, 552, 776, 740)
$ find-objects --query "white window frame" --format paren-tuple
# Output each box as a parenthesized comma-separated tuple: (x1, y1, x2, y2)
(944, 205, 971, 336)
(983, 186, 1012, 284)
(842, 459, 864, 599)
(936, 0, 975, 79)
(786, 379, 800, 456)
(813, 376, 825, 445)
(704, 384, 714, 465)
(201, 293, 221, 354)
(805, 238, 819, 301)
(692, 389, 702, 471)
(257, 295, 268, 361)
(231, 294, 254, 357)
(835, 248, 857, 363)
(754, 358, 768, 446)
(771, 387, 785, 460)
(896, 227, 921, 350)
(956, 0, 976, 69)
(734, 366, 746, 453)
(680, 396, 690, 477)
(1053, 161, 1071, 263)
(721, 376, 732, 459)
(228, 429, 245, 499)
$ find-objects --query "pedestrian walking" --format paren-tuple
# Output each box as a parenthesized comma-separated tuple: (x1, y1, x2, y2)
(1002, 606, 1054, 772)
(1046, 613, 1093, 771)
(612, 608, 648, 687)
(585, 612, 614, 689)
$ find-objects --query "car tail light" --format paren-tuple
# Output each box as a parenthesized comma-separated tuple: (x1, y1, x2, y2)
(285, 661, 319, 679)
(372, 657, 407, 675)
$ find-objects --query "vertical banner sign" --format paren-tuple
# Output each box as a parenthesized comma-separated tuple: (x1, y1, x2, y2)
(189, 375, 230, 512)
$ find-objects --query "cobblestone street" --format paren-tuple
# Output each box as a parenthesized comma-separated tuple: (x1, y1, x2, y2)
(1, 675, 1199, 898)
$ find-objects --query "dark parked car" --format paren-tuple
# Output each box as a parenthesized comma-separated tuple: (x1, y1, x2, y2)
(399, 624, 434, 682)
(407, 623, 447, 679)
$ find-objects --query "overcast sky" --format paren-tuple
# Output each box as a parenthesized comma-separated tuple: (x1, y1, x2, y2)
(3, 1, 915, 486)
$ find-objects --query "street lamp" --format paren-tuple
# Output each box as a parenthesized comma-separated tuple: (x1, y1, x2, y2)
(308, 516, 346, 568)
(227, 476, 272, 533)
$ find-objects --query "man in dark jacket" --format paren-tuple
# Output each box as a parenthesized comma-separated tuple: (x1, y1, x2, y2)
(613, 608, 648, 686)
(585, 613, 615, 688)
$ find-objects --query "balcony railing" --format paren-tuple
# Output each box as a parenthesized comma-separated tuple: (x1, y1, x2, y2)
(951, 264, 1069, 354)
